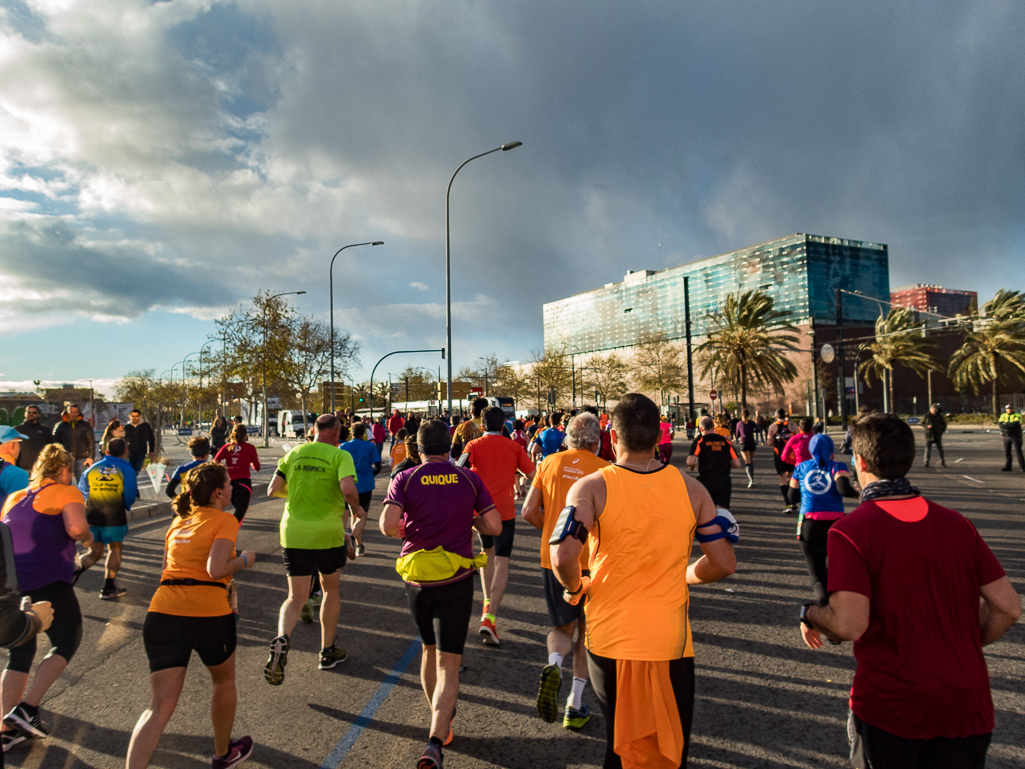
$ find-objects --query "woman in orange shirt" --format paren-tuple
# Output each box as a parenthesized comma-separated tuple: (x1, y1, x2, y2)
(126, 462, 256, 769)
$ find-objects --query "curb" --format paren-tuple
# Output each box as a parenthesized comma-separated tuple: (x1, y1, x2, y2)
(127, 482, 270, 524)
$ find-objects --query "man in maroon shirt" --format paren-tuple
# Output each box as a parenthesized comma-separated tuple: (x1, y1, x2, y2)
(799, 413, 1020, 768)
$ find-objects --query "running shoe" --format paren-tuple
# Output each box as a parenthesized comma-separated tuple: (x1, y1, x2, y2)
(536, 664, 562, 723)
(1, 731, 26, 752)
(747, 480, 754, 489)
(264, 635, 289, 685)
(355, 543, 366, 556)
(563, 702, 591, 730)
(442, 725, 454, 746)
(300, 600, 314, 623)
(212, 735, 253, 768)
(417, 742, 443, 769)
(100, 583, 127, 600)
(3, 704, 47, 738)
(319, 644, 348, 670)
(479, 616, 500, 646)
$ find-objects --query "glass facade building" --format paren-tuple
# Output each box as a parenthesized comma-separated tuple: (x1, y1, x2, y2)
(543, 233, 889, 353)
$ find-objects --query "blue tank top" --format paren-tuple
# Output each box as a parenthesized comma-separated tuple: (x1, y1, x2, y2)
(2, 487, 76, 591)
(540, 428, 565, 458)
(793, 459, 848, 514)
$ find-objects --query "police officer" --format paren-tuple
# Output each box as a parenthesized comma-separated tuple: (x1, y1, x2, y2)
(998, 403, 1024, 472)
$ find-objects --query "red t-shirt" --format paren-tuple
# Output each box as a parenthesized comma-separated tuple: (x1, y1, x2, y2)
(827, 496, 1005, 739)
(465, 434, 535, 521)
(213, 442, 261, 480)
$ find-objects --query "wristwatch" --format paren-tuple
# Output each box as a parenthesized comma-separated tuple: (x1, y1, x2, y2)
(800, 603, 815, 629)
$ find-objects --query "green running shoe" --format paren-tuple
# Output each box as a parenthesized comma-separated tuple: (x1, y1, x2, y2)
(264, 635, 288, 686)
(536, 664, 562, 723)
(319, 644, 348, 670)
(563, 702, 591, 730)
(300, 600, 314, 623)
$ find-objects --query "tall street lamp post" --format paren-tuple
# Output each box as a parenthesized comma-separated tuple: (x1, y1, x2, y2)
(264, 291, 306, 447)
(329, 242, 384, 411)
(445, 141, 522, 417)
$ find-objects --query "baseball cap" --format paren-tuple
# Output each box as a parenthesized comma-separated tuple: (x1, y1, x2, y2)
(0, 426, 29, 443)
(1005, 404, 1013, 409)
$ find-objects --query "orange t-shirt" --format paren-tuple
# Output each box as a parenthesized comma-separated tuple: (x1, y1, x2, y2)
(0, 480, 83, 518)
(532, 448, 608, 570)
(586, 464, 697, 660)
(390, 442, 407, 467)
(465, 434, 535, 521)
(149, 506, 239, 617)
(599, 414, 609, 429)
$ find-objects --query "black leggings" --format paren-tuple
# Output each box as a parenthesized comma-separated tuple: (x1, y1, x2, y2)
(405, 576, 474, 654)
(587, 651, 695, 769)
(799, 517, 840, 606)
(7, 581, 82, 673)
(230, 478, 252, 523)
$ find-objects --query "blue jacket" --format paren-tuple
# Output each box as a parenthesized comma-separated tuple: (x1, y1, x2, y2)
(78, 455, 138, 528)
(0, 459, 29, 509)
(339, 440, 381, 494)
(793, 435, 848, 515)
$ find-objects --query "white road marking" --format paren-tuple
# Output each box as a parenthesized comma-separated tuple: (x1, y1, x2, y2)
(954, 457, 965, 463)
(962, 475, 984, 483)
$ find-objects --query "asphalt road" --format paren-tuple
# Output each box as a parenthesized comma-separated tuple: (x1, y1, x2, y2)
(4, 430, 1022, 769)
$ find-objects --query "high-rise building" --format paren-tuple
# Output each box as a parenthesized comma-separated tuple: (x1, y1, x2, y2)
(543, 233, 889, 353)
(890, 284, 977, 318)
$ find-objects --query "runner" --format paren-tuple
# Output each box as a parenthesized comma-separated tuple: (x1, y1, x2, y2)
(922, 403, 947, 468)
(379, 419, 501, 768)
(767, 408, 797, 514)
(657, 415, 675, 465)
(339, 422, 381, 556)
(734, 410, 758, 488)
(781, 417, 815, 467)
(388, 409, 405, 450)
(214, 425, 261, 523)
(713, 414, 732, 439)
(461, 407, 535, 646)
(390, 428, 409, 469)
(0, 445, 92, 745)
(510, 420, 530, 499)
(265, 415, 360, 685)
(686, 416, 741, 510)
(0, 427, 29, 507)
(551, 393, 737, 768)
(521, 412, 606, 729)
(450, 397, 487, 457)
(76, 438, 138, 599)
(530, 412, 565, 462)
(210, 416, 229, 453)
(798, 412, 1020, 767)
(998, 403, 1024, 472)
(372, 417, 387, 458)
(788, 434, 859, 609)
(126, 462, 255, 769)
(391, 434, 421, 479)
(165, 436, 212, 498)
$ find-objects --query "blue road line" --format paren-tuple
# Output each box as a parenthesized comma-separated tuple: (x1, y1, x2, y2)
(319, 637, 422, 769)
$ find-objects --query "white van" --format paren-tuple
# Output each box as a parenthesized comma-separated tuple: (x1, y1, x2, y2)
(276, 410, 317, 437)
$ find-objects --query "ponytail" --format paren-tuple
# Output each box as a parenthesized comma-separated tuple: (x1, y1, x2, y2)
(173, 461, 230, 518)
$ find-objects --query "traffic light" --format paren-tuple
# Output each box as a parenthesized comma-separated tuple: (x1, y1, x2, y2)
(359, 397, 365, 403)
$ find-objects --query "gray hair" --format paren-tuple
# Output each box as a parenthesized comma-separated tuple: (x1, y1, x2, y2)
(698, 416, 714, 432)
(566, 413, 601, 449)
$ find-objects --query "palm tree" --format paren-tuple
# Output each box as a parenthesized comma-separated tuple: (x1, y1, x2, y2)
(696, 291, 801, 410)
(858, 307, 938, 411)
(948, 290, 1025, 418)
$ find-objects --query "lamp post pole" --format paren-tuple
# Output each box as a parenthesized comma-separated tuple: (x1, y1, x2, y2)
(445, 141, 522, 418)
(263, 291, 306, 447)
(329, 242, 384, 411)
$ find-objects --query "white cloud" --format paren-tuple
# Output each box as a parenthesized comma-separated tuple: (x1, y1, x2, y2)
(409, 281, 429, 291)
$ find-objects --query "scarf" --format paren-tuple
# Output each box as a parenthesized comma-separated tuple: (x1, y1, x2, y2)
(861, 477, 919, 503)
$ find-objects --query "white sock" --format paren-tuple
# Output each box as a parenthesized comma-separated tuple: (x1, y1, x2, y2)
(567, 677, 587, 709)
(548, 652, 563, 669)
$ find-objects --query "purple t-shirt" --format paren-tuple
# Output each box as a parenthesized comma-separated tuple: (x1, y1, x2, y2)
(385, 461, 496, 564)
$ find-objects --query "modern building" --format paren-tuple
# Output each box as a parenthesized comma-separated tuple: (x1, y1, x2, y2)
(890, 284, 977, 318)
(543, 233, 890, 353)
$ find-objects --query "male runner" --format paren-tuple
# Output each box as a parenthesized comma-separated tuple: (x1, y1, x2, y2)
(522, 412, 606, 729)
(0, 427, 30, 508)
(462, 407, 535, 645)
(766, 408, 796, 513)
(799, 412, 1021, 768)
(998, 403, 1024, 472)
(686, 416, 741, 510)
(380, 420, 501, 769)
(734, 410, 758, 488)
(76, 438, 138, 598)
(265, 415, 362, 684)
(450, 397, 487, 457)
(530, 412, 565, 462)
(552, 394, 737, 768)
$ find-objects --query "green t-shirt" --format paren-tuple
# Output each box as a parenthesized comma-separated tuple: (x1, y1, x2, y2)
(277, 442, 357, 549)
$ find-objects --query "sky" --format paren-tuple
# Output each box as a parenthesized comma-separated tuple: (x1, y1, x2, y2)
(1, 0, 1022, 398)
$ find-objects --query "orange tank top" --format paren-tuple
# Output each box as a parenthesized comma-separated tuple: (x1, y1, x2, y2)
(585, 464, 698, 660)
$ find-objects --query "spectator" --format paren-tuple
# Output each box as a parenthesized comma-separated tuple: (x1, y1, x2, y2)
(100, 419, 125, 455)
(123, 410, 156, 474)
(14, 406, 51, 473)
(922, 403, 948, 468)
(210, 416, 229, 453)
(388, 410, 405, 449)
(52, 404, 94, 482)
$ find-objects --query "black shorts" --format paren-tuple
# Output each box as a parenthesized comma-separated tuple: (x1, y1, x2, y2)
(357, 490, 372, 511)
(282, 546, 347, 577)
(405, 575, 474, 654)
(741, 442, 757, 453)
(848, 710, 990, 769)
(478, 518, 515, 558)
(698, 476, 732, 510)
(6, 580, 82, 673)
(773, 455, 796, 475)
(144, 612, 237, 672)
(543, 567, 586, 628)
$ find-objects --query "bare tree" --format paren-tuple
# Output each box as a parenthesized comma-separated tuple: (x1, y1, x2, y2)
(528, 349, 573, 411)
(633, 333, 687, 408)
(581, 352, 630, 406)
(281, 318, 360, 434)
(114, 370, 186, 456)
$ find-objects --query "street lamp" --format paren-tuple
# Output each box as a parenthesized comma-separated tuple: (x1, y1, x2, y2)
(263, 291, 306, 447)
(445, 141, 522, 417)
(329, 242, 384, 411)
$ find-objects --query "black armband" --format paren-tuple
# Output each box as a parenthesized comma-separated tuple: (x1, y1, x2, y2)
(549, 506, 589, 545)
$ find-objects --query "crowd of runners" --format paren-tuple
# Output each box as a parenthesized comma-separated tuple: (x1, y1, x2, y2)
(0, 395, 1020, 768)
